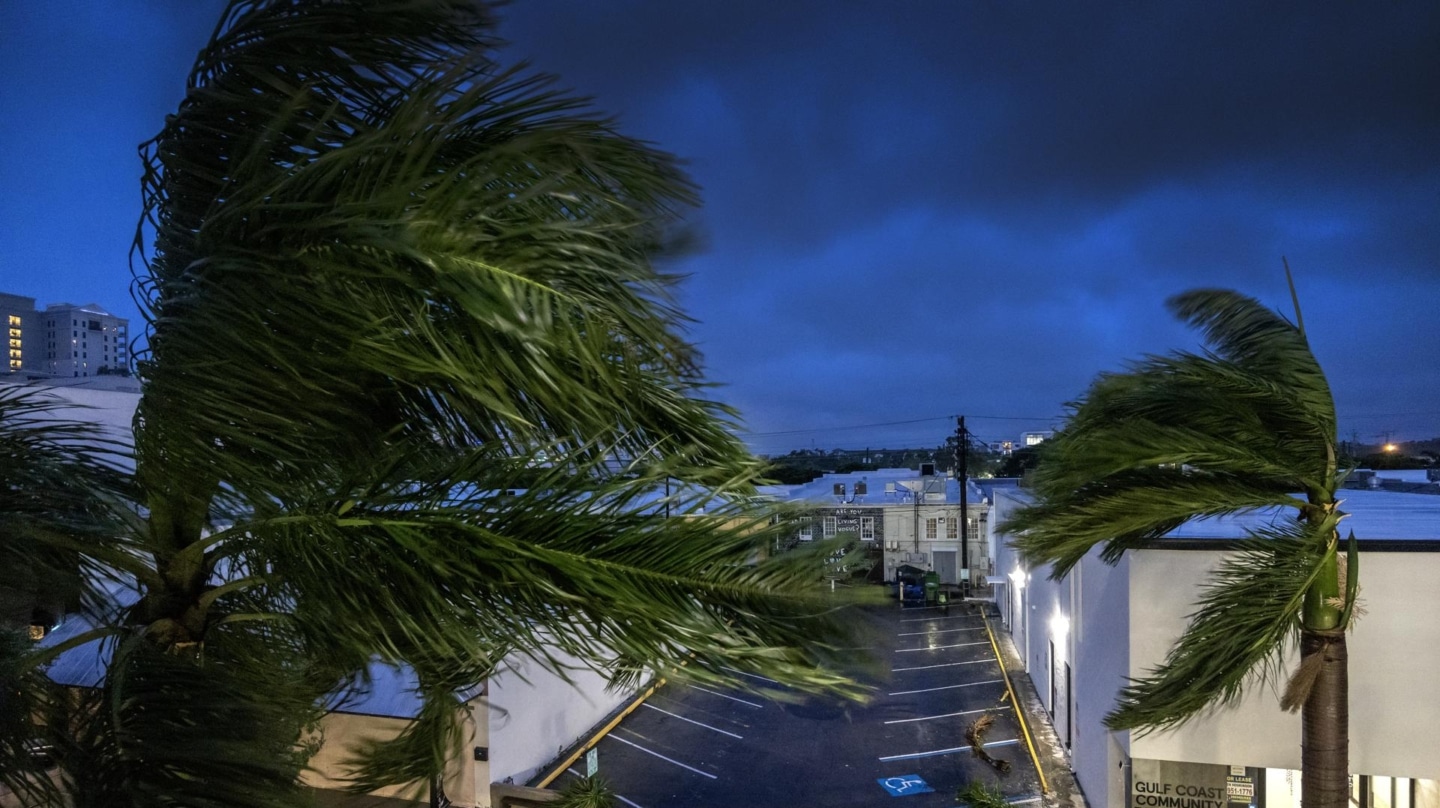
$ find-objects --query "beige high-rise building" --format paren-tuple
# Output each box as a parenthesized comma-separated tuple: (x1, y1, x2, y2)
(0, 292, 40, 373)
(39, 302, 130, 378)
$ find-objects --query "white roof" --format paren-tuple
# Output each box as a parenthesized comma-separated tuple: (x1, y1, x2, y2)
(769, 467, 985, 506)
(1164, 489, 1440, 541)
(994, 486, 1440, 542)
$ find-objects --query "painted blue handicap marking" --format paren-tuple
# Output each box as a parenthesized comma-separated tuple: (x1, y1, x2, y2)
(879, 774, 935, 797)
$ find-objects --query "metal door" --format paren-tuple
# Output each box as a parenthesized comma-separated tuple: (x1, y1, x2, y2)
(932, 550, 958, 585)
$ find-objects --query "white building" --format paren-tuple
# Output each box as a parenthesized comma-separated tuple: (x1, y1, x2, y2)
(39, 302, 130, 378)
(0, 293, 133, 380)
(766, 467, 992, 587)
(1021, 430, 1053, 447)
(990, 487, 1440, 808)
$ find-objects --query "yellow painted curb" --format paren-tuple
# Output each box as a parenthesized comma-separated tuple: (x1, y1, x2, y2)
(535, 677, 666, 789)
(981, 610, 1050, 795)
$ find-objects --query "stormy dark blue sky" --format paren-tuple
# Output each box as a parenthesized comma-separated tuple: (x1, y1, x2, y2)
(2, 2, 1437, 453)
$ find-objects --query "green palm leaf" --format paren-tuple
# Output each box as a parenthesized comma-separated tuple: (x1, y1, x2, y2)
(1001, 285, 1345, 734)
(8, 2, 877, 803)
(1106, 519, 1328, 731)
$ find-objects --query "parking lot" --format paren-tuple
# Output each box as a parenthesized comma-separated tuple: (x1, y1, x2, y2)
(536, 600, 1048, 807)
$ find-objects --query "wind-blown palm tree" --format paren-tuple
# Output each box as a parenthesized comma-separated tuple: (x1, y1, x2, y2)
(0, 2, 862, 805)
(1002, 282, 1355, 808)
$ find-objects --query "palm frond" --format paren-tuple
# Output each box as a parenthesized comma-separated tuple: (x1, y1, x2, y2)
(0, 387, 137, 602)
(1166, 290, 1335, 442)
(103, 1, 870, 800)
(1007, 469, 1300, 577)
(1002, 287, 1339, 580)
(1106, 518, 1327, 731)
(0, 630, 66, 806)
(339, 678, 464, 797)
(40, 634, 326, 808)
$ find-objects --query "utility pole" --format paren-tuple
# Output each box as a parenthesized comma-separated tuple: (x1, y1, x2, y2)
(956, 416, 969, 600)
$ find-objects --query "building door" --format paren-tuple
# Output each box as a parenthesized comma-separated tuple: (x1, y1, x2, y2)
(1048, 641, 1055, 715)
(1063, 662, 1072, 750)
(933, 550, 958, 585)
(1046, 640, 1072, 749)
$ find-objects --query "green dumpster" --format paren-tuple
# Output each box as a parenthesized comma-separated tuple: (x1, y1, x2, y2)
(923, 571, 939, 605)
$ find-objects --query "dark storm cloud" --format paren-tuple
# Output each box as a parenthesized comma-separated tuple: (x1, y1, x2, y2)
(497, 1, 1440, 446)
(499, 3, 1438, 243)
(3, 2, 1437, 449)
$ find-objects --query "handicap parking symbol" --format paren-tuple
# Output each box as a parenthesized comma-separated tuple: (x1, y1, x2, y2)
(878, 774, 935, 797)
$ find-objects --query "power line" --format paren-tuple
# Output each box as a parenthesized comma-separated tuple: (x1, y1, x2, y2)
(742, 412, 1062, 438)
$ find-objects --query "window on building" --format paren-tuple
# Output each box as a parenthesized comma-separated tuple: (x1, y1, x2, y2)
(860, 517, 875, 541)
(823, 516, 837, 538)
(798, 517, 813, 542)
(946, 517, 959, 539)
(925, 518, 938, 540)
(968, 520, 980, 541)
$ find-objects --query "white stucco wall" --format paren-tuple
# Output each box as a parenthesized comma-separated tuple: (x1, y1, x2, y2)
(1072, 550, 1130, 808)
(1130, 549, 1440, 781)
(991, 486, 1440, 806)
(483, 651, 636, 790)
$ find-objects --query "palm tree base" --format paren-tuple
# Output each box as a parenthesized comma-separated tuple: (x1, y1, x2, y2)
(1301, 629, 1348, 808)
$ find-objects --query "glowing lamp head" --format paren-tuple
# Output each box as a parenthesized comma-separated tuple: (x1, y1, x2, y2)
(1049, 611, 1070, 639)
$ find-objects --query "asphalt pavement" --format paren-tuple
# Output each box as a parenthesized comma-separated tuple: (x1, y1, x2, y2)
(537, 599, 1050, 808)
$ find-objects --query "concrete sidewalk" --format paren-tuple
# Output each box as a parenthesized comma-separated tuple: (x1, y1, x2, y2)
(985, 605, 1089, 808)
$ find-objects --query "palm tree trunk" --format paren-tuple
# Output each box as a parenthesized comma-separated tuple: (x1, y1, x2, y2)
(1300, 628, 1348, 808)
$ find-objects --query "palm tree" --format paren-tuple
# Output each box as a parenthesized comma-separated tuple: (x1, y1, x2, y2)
(1002, 282, 1355, 808)
(0, 2, 863, 805)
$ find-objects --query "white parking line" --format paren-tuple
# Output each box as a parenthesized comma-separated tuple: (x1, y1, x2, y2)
(889, 679, 1002, 696)
(567, 768, 647, 808)
(687, 684, 764, 709)
(884, 706, 1009, 725)
(879, 738, 1019, 762)
(895, 640, 989, 652)
(899, 613, 981, 623)
(642, 703, 744, 739)
(607, 734, 718, 780)
(892, 659, 994, 672)
(720, 666, 784, 685)
(896, 626, 986, 636)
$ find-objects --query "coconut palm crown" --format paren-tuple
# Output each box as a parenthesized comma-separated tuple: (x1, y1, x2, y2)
(0, 2, 864, 806)
(1001, 284, 1356, 808)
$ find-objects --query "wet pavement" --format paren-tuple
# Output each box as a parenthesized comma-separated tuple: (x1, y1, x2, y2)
(537, 598, 1068, 808)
